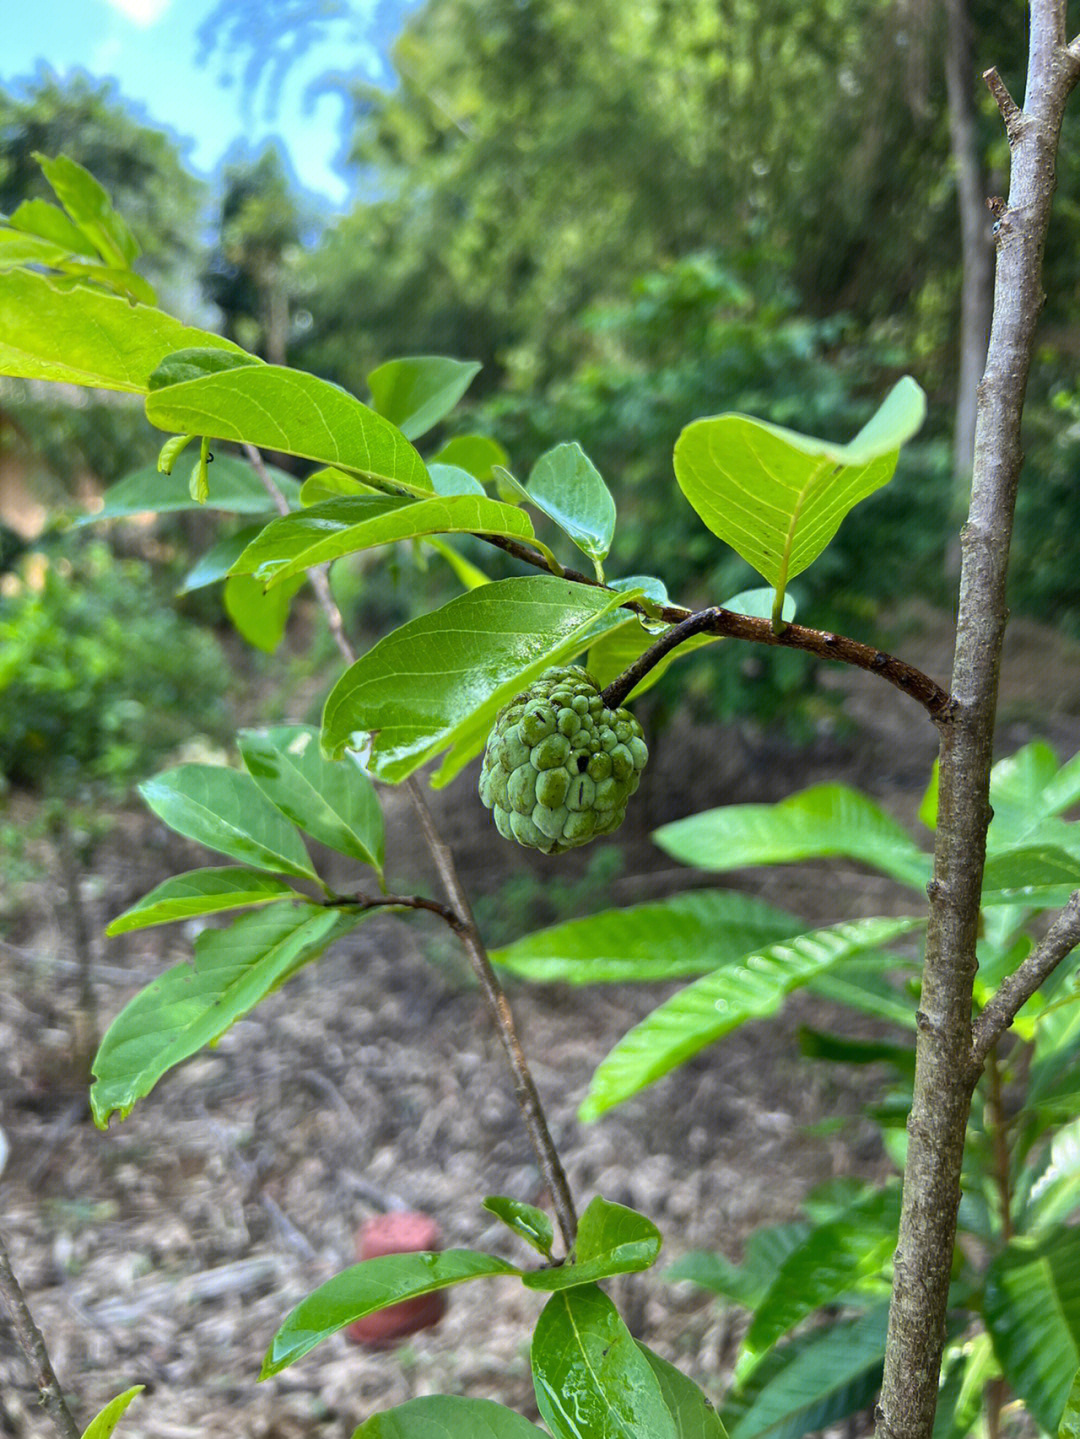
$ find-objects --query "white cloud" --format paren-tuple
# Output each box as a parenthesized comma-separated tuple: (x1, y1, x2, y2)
(104, 0, 172, 25)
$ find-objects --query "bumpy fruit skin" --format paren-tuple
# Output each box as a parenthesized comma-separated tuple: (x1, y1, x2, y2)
(479, 665, 648, 853)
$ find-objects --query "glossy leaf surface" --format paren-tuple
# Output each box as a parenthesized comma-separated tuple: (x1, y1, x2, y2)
(353, 1396, 547, 1439)
(522, 1196, 661, 1291)
(321, 576, 632, 784)
(525, 442, 617, 564)
(638, 1346, 727, 1438)
(531, 1284, 677, 1439)
(106, 868, 299, 934)
(492, 890, 805, 984)
(239, 725, 384, 874)
(139, 765, 318, 880)
(653, 784, 930, 891)
(482, 1196, 555, 1257)
(224, 570, 304, 652)
(581, 917, 921, 1119)
(367, 355, 481, 440)
(673, 377, 925, 589)
(263, 1250, 520, 1376)
(79, 1387, 145, 1439)
(91, 905, 358, 1126)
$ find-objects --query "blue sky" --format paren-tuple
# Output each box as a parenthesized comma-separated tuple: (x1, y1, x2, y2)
(4, 0, 400, 209)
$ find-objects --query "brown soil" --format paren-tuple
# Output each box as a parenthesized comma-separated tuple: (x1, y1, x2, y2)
(2, 603, 1079, 1437)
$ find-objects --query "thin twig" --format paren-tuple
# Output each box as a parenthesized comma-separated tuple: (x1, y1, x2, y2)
(969, 891, 1080, 1069)
(0, 1229, 79, 1439)
(329, 889, 469, 934)
(983, 67, 1023, 136)
(245, 443, 579, 1252)
(600, 610, 721, 709)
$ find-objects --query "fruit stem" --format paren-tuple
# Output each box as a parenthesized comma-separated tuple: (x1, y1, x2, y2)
(601, 608, 721, 709)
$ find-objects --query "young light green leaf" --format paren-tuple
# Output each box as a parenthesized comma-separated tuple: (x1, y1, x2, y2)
(149, 346, 260, 390)
(1018, 1118, 1080, 1232)
(1060, 1369, 1080, 1439)
(230, 493, 539, 589)
(482, 1196, 555, 1258)
(367, 356, 482, 440)
(79, 1386, 145, 1439)
(531, 1284, 678, 1439)
(157, 433, 193, 474)
(106, 868, 300, 935)
(580, 917, 922, 1120)
(189, 435, 212, 504)
(83, 454, 302, 521)
(35, 152, 139, 268)
(492, 890, 805, 984)
(933, 1334, 998, 1439)
(145, 363, 432, 494)
(673, 378, 926, 610)
(737, 1186, 900, 1378)
(239, 725, 384, 874)
(525, 442, 617, 566)
(984, 1227, 1080, 1435)
(224, 571, 305, 653)
(0, 268, 245, 392)
(321, 576, 634, 784)
(430, 434, 509, 482)
(299, 467, 376, 505)
(262, 1250, 521, 1376)
(91, 904, 359, 1127)
(425, 535, 492, 590)
(8, 196, 94, 255)
(428, 462, 487, 496)
(139, 764, 318, 880)
(653, 784, 931, 892)
(352, 1396, 548, 1439)
(637, 1345, 728, 1439)
(522, 1196, 661, 1292)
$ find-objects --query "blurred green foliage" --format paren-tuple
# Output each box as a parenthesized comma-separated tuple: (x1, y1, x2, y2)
(0, 538, 231, 797)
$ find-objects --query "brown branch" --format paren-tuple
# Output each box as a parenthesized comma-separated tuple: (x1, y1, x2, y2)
(245, 444, 579, 1253)
(969, 892, 1080, 1070)
(330, 889, 469, 934)
(0, 1230, 79, 1439)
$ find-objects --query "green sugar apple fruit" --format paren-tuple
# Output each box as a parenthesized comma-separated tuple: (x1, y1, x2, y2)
(479, 665, 648, 853)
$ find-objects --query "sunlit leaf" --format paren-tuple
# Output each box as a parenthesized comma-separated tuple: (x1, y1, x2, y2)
(367, 355, 482, 440)
(106, 868, 299, 934)
(79, 1386, 144, 1439)
(35, 151, 139, 268)
(429, 434, 509, 482)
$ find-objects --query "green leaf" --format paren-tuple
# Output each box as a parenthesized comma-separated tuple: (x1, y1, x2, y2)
(984, 1227, 1080, 1434)
(321, 576, 633, 784)
(430, 434, 509, 482)
(981, 845, 1080, 902)
(1060, 1369, 1080, 1439)
(805, 956, 920, 1029)
(178, 527, 265, 593)
(531, 1284, 677, 1439)
(352, 1396, 547, 1439)
(239, 725, 384, 874)
(8, 196, 94, 255)
(737, 1187, 899, 1377)
(105, 868, 300, 935)
(667, 1223, 814, 1311)
(1018, 1118, 1080, 1232)
(721, 1306, 889, 1439)
(91, 904, 359, 1126)
(145, 362, 431, 494)
(230, 493, 539, 589)
(492, 890, 805, 984)
(796, 1027, 915, 1076)
(35, 152, 139, 268)
(262, 1250, 520, 1376)
(428, 462, 487, 496)
(673, 378, 926, 607)
(367, 356, 482, 441)
(525, 442, 617, 566)
(580, 917, 921, 1120)
(638, 1346, 727, 1439)
(84, 454, 302, 520)
(138, 764, 318, 880)
(0, 268, 245, 392)
(224, 571, 305, 652)
(79, 1387, 144, 1439)
(300, 467, 376, 504)
(653, 784, 931, 892)
(148, 346, 260, 390)
(522, 1196, 661, 1291)
(482, 1197, 555, 1258)
(932, 1334, 997, 1439)
(426, 535, 492, 590)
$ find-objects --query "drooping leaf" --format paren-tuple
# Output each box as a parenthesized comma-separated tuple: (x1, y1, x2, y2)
(805, 957, 920, 1029)
(105, 868, 299, 935)
(79, 1386, 145, 1439)
(34, 152, 139, 268)
(321, 576, 634, 784)
(262, 1250, 521, 1376)
(84, 454, 302, 521)
(367, 356, 482, 440)
(239, 725, 384, 874)
(531, 1284, 677, 1439)
(653, 784, 931, 892)
(230, 493, 541, 588)
(674, 378, 925, 608)
(352, 1396, 547, 1439)
(224, 570, 305, 652)
(138, 764, 318, 880)
(638, 1345, 728, 1439)
(430, 434, 509, 482)
(524, 442, 617, 566)
(580, 917, 921, 1120)
(145, 362, 431, 493)
(984, 1227, 1080, 1434)
(482, 1197, 555, 1258)
(492, 890, 805, 984)
(522, 1196, 661, 1291)
(737, 1187, 900, 1377)
(91, 904, 359, 1126)
(666, 1223, 814, 1311)
(0, 267, 244, 392)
